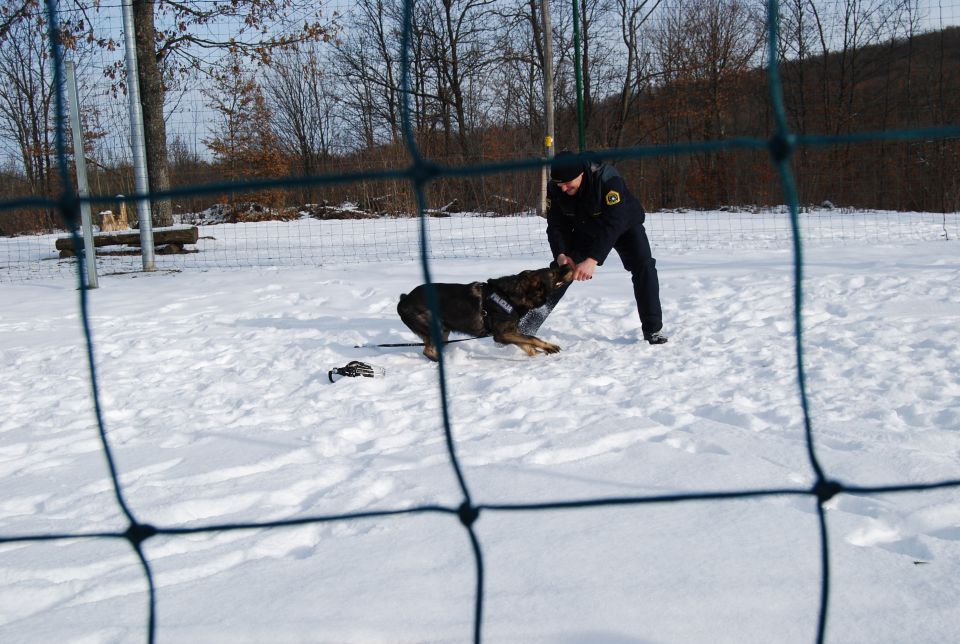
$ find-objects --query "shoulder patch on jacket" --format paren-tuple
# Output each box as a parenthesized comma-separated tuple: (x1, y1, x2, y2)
(605, 190, 621, 206)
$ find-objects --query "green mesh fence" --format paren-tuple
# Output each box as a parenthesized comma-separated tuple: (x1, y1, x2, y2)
(1, 1, 959, 643)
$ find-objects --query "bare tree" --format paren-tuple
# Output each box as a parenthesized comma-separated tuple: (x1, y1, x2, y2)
(333, 0, 406, 149)
(544, 0, 622, 149)
(0, 0, 103, 199)
(487, 0, 545, 140)
(1, 0, 336, 223)
(650, 0, 764, 204)
(778, 0, 819, 134)
(265, 43, 341, 200)
(108, 0, 336, 224)
(0, 4, 55, 196)
(608, 0, 660, 149)
(417, 0, 498, 160)
(0, 0, 32, 41)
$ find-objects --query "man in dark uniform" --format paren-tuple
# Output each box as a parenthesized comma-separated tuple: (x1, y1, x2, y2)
(540, 151, 667, 344)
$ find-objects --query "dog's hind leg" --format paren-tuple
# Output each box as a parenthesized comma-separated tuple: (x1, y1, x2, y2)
(422, 326, 451, 361)
(398, 306, 449, 362)
(398, 300, 432, 356)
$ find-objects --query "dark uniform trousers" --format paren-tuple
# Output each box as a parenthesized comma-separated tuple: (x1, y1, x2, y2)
(615, 224, 661, 334)
(559, 223, 662, 335)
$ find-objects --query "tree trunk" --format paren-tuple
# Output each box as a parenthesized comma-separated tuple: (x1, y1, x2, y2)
(132, 0, 172, 226)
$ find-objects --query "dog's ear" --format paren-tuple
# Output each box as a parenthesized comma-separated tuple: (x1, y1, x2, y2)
(493, 271, 532, 297)
(488, 273, 511, 295)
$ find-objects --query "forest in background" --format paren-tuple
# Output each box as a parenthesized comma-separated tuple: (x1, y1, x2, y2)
(0, 0, 958, 236)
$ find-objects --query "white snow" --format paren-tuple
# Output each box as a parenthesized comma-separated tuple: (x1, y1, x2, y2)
(1, 213, 959, 643)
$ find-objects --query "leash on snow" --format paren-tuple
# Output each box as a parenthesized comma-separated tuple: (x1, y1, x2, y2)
(331, 337, 480, 382)
(353, 337, 481, 349)
(334, 338, 483, 381)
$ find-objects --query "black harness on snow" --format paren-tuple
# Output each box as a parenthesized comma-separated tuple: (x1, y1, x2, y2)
(480, 283, 520, 333)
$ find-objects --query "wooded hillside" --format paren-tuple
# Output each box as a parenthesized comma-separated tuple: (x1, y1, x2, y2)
(1, 1, 957, 236)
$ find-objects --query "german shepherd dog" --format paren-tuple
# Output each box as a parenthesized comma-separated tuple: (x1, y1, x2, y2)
(397, 264, 574, 361)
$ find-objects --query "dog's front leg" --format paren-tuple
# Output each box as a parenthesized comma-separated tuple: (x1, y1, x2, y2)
(494, 331, 561, 356)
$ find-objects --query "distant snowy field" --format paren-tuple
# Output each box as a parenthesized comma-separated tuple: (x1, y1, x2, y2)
(1, 212, 959, 643)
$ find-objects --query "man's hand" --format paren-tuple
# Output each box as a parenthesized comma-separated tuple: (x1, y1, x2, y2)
(573, 258, 597, 281)
(557, 254, 596, 280)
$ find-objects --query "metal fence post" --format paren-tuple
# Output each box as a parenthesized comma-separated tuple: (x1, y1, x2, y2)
(540, 0, 555, 218)
(64, 59, 98, 289)
(121, 0, 155, 271)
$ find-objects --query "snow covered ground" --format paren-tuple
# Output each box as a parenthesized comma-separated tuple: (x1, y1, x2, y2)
(1, 214, 959, 643)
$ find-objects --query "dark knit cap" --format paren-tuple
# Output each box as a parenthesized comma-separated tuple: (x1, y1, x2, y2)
(550, 151, 585, 183)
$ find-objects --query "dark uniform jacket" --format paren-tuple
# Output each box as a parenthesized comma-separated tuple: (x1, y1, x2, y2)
(546, 162, 646, 265)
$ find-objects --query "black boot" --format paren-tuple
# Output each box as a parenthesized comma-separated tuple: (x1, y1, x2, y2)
(643, 330, 668, 345)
